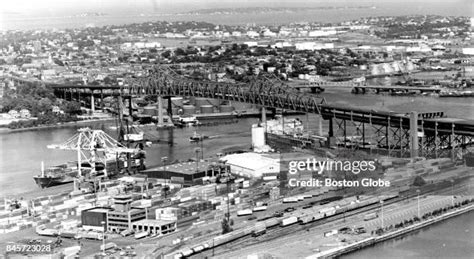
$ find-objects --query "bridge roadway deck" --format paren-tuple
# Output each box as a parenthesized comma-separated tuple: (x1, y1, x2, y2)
(7, 75, 474, 137)
(353, 85, 443, 92)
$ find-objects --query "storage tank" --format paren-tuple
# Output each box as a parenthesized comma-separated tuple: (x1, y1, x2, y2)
(182, 105, 196, 115)
(200, 105, 213, 114)
(251, 125, 265, 149)
(220, 105, 234, 113)
(143, 106, 156, 116)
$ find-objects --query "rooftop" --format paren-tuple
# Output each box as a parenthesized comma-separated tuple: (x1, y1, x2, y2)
(133, 219, 176, 225)
(88, 208, 111, 213)
(221, 152, 280, 171)
(142, 160, 221, 175)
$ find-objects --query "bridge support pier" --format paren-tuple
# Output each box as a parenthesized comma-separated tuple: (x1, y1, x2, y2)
(318, 115, 323, 137)
(100, 90, 104, 110)
(261, 107, 266, 124)
(157, 96, 164, 127)
(410, 111, 419, 158)
(90, 93, 95, 113)
(327, 118, 335, 147)
(167, 97, 173, 118)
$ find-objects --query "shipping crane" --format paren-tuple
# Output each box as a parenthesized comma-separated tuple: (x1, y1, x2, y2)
(47, 128, 139, 179)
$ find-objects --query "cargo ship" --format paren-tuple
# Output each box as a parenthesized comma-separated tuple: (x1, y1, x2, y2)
(33, 162, 79, 188)
(33, 128, 147, 188)
(439, 90, 474, 98)
(33, 154, 145, 188)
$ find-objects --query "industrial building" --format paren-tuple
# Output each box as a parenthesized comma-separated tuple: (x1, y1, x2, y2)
(141, 161, 230, 184)
(106, 195, 147, 233)
(221, 152, 280, 178)
(155, 207, 180, 221)
(131, 219, 177, 235)
(81, 207, 110, 231)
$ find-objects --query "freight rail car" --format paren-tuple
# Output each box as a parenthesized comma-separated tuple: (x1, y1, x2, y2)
(173, 193, 400, 258)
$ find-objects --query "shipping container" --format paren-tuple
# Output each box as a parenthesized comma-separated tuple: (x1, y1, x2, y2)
(299, 215, 313, 224)
(280, 216, 298, 227)
(134, 231, 149, 239)
(237, 209, 253, 216)
(364, 212, 378, 221)
(192, 245, 204, 253)
(181, 249, 194, 257)
(252, 223, 266, 237)
(100, 242, 117, 251)
(282, 197, 298, 203)
(319, 207, 336, 217)
(252, 206, 268, 212)
(120, 229, 133, 237)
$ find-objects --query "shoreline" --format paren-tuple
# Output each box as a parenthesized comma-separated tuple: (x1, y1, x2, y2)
(308, 204, 474, 258)
(0, 117, 115, 134)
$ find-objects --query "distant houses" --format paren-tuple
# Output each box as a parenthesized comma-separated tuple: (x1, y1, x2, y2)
(52, 105, 64, 114)
(19, 109, 31, 118)
(8, 109, 31, 118)
(8, 109, 19, 118)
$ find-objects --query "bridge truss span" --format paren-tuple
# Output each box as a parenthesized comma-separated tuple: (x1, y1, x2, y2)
(9, 64, 474, 160)
(121, 67, 326, 114)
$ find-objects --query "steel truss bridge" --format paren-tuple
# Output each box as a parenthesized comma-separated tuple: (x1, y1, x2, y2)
(6, 67, 474, 160)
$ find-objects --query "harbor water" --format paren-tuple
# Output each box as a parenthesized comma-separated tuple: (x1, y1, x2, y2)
(0, 85, 473, 259)
(341, 210, 474, 258)
(1, 91, 473, 198)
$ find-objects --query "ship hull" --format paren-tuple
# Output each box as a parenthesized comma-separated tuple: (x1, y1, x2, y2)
(33, 176, 74, 188)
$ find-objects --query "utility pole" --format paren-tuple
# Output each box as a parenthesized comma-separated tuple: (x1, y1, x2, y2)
(417, 189, 420, 219)
(194, 148, 201, 184)
(451, 179, 455, 207)
(101, 221, 106, 256)
(380, 200, 384, 230)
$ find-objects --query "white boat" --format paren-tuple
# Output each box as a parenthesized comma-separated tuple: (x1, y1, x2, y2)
(175, 116, 200, 127)
(124, 132, 144, 142)
(189, 131, 208, 142)
(123, 125, 145, 142)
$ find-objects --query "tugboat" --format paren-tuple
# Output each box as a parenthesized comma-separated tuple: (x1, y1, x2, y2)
(174, 115, 200, 127)
(189, 131, 208, 142)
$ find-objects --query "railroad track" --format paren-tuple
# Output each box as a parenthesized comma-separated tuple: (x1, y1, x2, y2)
(193, 176, 471, 258)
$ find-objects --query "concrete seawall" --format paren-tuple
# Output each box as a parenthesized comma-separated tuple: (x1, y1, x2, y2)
(306, 204, 474, 259)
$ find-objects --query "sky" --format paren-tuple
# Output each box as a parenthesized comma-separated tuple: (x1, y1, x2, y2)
(2, 0, 471, 16)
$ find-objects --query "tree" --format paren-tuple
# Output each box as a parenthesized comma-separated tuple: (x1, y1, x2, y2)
(413, 176, 426, 187)
(161, 50, 172, 59)
(221, 217, 233, 234)
(62, 101, 82, 115)
(175, 48, 186, 56)
(38, 98, 53, 113)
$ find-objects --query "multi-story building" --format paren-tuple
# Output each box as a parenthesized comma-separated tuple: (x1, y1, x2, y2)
(106, 195, 146, 233)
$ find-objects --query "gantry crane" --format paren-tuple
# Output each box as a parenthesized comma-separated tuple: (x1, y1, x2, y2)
(47, 128, 139, 178)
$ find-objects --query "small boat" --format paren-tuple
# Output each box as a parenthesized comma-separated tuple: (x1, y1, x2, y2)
(174, 116, 200, 127)
(189, 131, 208, 142)
(123, 125, 145, 142)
